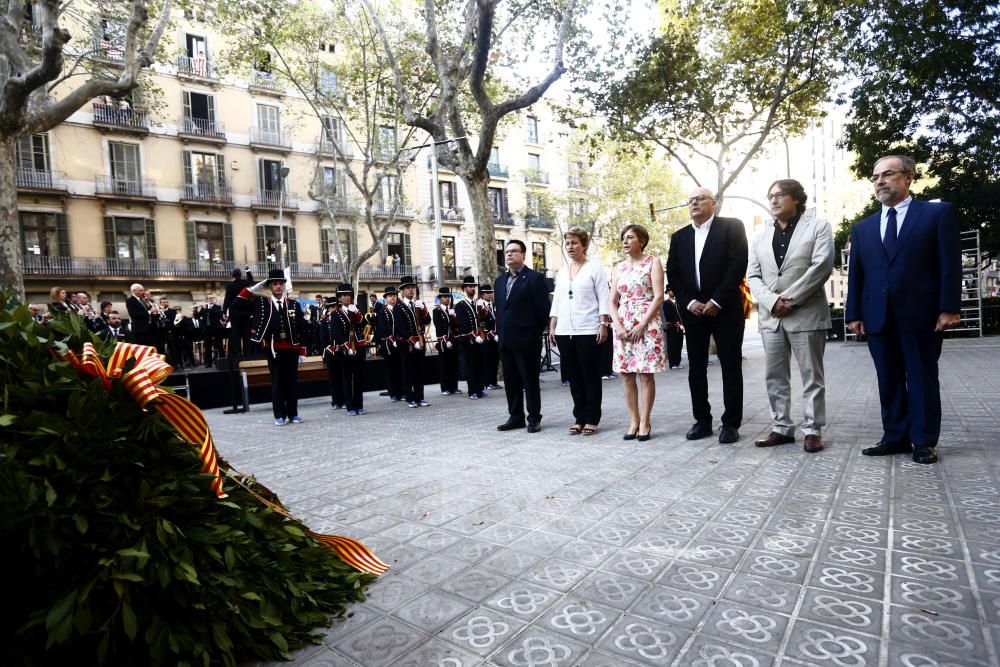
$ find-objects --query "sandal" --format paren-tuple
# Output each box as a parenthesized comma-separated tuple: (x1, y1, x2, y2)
(582, 426, 598, 436)
(568, 425, 583, 435)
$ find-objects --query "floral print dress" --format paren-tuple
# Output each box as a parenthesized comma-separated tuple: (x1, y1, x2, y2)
(613, 255, 665, 373)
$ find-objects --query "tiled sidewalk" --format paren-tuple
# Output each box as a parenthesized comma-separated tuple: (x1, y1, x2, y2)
(208, 337, 1000, 666)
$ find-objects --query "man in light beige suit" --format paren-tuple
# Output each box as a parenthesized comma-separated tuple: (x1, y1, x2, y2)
(748, 179, 834, 453)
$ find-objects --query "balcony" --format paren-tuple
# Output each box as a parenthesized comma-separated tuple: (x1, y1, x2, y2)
(524, 169, 550, 185)
(425, 206, 465, 222)
(321, 193, 359, 216)
(178, 116, 227, 144)
(177, 55, 219, 83)
(94, 176, 156, 200)
(493, 213, 515, 227)
(251, 190, 298, 210)
(525, 214, 555, 229)
(92, 102, 149, 134)
(568, 173, 583, 189)
(91, 36, 125, 64)
(16, 168, 68, 193)
(248, 70, 284, 96)
(318, 136, 354, 159)
(356, 264, 417, 282)
(180, 182, 233, 207)
(372, 199, 414, 218)
(426, 155, 455, 173)
(488, 162, 509, 179)
(249, 127, 293, 152)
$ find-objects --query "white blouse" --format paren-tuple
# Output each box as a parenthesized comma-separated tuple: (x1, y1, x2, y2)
(550, 259, 611, 335)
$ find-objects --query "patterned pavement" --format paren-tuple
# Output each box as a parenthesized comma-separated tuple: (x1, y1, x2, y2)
(207, 336, 1000, 667)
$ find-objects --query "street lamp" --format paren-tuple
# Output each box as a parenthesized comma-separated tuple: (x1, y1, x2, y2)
(277, 165, 290, 269)
(406, 136, 466, 285)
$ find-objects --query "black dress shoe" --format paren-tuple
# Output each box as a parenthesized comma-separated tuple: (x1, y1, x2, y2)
(719, 425, 740, 444)
(526, 422, 541, 433)
(913, 447, 938, 464)
(861, 440, 911, 456)
(497, 420, 526, 431)
(686, 422, 712, 440)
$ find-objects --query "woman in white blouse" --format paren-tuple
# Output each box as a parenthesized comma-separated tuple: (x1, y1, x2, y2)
(548, 226, 611, 435)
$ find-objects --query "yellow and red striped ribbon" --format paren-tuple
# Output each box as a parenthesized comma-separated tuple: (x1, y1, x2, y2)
(58, 342, 388, 576)
(740, 277, 753, 319)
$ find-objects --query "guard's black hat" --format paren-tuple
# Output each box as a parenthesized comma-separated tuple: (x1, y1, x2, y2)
(437, 287, 451, 296)
(336, 283, 353, 295)
(462, 275, 477, 287)
(479, 284, 494, 293)
(398, 275, 416, 288)
(383, 285, 398, 296)
(265, 268, 286, 285)
(324, 299, 339, 309)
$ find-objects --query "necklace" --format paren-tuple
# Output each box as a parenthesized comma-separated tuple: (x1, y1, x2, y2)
(568, 260, 584, 300)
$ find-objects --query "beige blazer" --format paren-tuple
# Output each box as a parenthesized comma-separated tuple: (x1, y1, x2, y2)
(747, 213, 834, 332)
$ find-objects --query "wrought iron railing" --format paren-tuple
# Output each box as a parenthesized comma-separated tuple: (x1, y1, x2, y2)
(488, 162, 509, 178)
(318, 136, 354, 158)
(252, 190, 298, 209)
(95, 175, 155, 197)
(249, 70, 283, 94)
(181, 183, 233, 205)
(250, 126, 292, 149)
(16, 168, 67, 191)
(93, 102, 149, 130)
(177, 55, 218, 79)
(179, 116, 226, 139)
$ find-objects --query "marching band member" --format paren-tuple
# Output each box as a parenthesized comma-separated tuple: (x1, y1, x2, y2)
(393, 276, 431, 408)
(456, 276, 487, 399)
(238, 269, 306, 426)
(433, 287, 461, 395)
(376, 286, 404, 402)
(336, 283, 368, 415)
(319, 298, 347, 410)
(479, 284, 501, 390)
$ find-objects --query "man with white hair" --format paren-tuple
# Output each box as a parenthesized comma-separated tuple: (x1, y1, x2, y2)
(126, 283, 155, 346)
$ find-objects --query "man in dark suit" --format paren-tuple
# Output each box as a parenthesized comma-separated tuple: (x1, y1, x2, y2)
(845, 155, 962, 464)
(479, 285, 501, 389)
(455, 276, 486, 399)
(433, 287, 460, 395)
(494, 239, 550, 432)
(393, 276, 431, 407)
(223, 267, 254, 357)
(202, 294, 225, 367)
(101, 311, 134, 344)
(660, 287, 685, 369)
(375, 286, 404, 402)
(126, 283, 155, 347)
(666, 187, 749, 444)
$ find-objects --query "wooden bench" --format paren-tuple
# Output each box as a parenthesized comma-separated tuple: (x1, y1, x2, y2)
(239, 355, 329, 388)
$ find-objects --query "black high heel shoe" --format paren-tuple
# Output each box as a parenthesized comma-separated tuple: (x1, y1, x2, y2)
(623, 429, 638, 441)
(637, 425, 652, 442)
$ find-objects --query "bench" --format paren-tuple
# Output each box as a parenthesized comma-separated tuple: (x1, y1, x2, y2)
(239, 355, 329, 388)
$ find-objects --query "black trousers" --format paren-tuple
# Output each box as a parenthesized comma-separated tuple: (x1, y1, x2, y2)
(438, 345, 459, 392)
(204, 331, 223, 367)
(685, 316, 744, 428)
(557, 335, 603, 425)
(268, 348, 299, 419)
(501, 340, 542, 424)
(666, 326, 684, 368)
(325, 352, 345, 407)
(459, 340, 484, 395)
(400, 345, 425, 402)
(229, 317, 253, 357)
(482, 340, 499, 386)
(340, 350, 365, 411)
(381, 345, 403, 399)
(599, 336, 613, 377)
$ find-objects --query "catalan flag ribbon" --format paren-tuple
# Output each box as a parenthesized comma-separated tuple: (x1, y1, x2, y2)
(59, 342, 388, 576)
(739, 277, 753, 320)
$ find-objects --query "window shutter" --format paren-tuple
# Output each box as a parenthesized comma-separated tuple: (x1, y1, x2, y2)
(55, 213, 69, 257)
(402, 232, 411, 267)
(185, 220, 197, 262)
(222, 221, 234, 261)
(287, 226, 298, 264)
(15, 136, 31, 171)
(320, 228, 330, 264)
(182, 91, 192, 125)
(501, 189, 509, 217)
(182, 150, 192, 186)
(206, 94, 216, 122)
(215, 157, 226, 189)
(103, 216, 116, 258)
(144, 218, 157, 260)
(255, 225, 266, 262)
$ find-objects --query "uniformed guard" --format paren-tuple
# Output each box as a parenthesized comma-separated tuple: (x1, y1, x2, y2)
(319, 297, 346, 409)
(337, 283, 368, 415)
(479, 283, 501, 390)
(455, 276, 487, 399)
(393, 275, 431, 407)
(376, 285, 404, 401)
(433, 286, 461, 395)
(239, 269, 306, 425)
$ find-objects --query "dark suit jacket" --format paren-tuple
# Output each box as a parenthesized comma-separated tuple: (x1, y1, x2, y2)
(845, 199, 961, 334)
(223, 272, 253, 318)
(666, 216, 749, 323)
(126, 295, 152, 334)
(494, 265, 550, 351)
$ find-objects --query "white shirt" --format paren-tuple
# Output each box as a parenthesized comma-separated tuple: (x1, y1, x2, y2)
(688, 216, 721, 312)
(549, 260, 610, 335)
(880, 196, 912, 240)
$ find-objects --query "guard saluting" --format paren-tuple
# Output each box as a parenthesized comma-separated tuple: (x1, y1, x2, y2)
(239, 269, 305, 426)
(376, 286, 404, 402)
(433, 287, 461, 395)
(479, 284, 501, 390)
(393, 275, 431, 407)
(455, 276, 487, 399)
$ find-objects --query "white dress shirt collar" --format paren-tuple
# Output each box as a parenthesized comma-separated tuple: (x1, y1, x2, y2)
(880, 196, 912, 240)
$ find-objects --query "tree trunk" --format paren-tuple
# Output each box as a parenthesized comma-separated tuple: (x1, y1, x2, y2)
(0, 137, 24, 306)
(463, 174, 498, 284)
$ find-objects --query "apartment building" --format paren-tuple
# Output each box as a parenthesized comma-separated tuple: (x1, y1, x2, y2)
(15, 7, 572, 311)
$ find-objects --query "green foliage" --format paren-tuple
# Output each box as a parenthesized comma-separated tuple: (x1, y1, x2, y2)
(0, 297, 373, 666)
(840, 0, 1000, 254)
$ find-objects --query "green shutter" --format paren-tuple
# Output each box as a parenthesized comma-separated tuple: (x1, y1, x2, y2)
(348, 229, 358, 266)
(185, 220, 197, 262)
(182, 91, 192, 121)
(206, 94, 216, 123)
(182, 150, 192, 187)
(55, 213, 69, 257)
(215, 157, 226, 191)
(320, 228, 330, 265)
(144, 218, 157, 260)
(103, 216, 116, 258)
(222, 222, 234, 261)
(256, 225, 266, 262)
(287, 226, 298, 265)
(402, 232, 411, 267)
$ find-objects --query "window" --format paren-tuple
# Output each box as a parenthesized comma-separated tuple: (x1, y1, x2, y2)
(380, 174, 399, 204)
(107, 217, 154, 261)
(526, 116, 539, 144)
(321, 115, 343, 151)
(183, 150, 225, 197)
(109, 141, 140, 189)
(438, 181, 457, 209)
(195, 222, 225, 262)
(254, 51, 272, 75)
(319, 42, 336, 53)
(570, 198, 587, 216)
(532, 241, 547, 271)
(182, 91, 217, 133)
(489, 147, 500, 166)
(256, 225, 297, 265)
(259, 158, 284, 193)
(185, 33, 207, 59)
(317, 67, 338, 95)
(377, 125, 396, 157)
(322, 166, 337, 192)
(20, 211, 68, 257)
(527, 153, 541, 171)
(256, 104, 281, 136)
(495, 239, 505, 268)
(16, 133, 50, 174)
(527, 193, 542, 216)
(488, 187, 510, 223)
(569, 160, 583, 187)
(383, 231, 411, 267)
(442, 235, 457, 278)
(320, 228, 353, 267)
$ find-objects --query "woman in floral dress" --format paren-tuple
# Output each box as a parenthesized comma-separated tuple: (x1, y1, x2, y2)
(609, 224, 666, 440)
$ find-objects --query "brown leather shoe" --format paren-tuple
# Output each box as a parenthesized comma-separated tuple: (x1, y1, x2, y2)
(754, 432, 795, 447)
(804, 434, 823, 453)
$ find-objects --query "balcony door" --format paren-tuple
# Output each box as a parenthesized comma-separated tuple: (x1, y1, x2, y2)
(442, 236, 457, 279)
(259, 158, 284, 194)
(16, 133, 51, 187)
(257, 104, 280, 141)
(183, 150, 223, 197)
(182, 91, 216, 132)
(109, 141, 140, 192)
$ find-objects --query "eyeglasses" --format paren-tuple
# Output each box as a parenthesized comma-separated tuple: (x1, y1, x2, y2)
(767, 192, 789, 201)
(687, 195, 714, 205)
(869, 170, 911, 183)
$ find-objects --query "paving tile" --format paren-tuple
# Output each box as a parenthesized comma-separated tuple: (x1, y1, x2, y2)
(596, 613, 689, 666)
(699, 600, 789, 653)
(484, 581, 563, 622)
(573, 570, 647, 611)
(536, 597, 621, 645)
(783, 619, 878, 667)
(440, 607, 525, 658)
(675, 635, 776, 667)
(391, 590, 473, 633)
(629, 584, 714, 629)
(334, 617, 426, 665)
(492, 627, 589, 666)
(388, 638, 482, 667)
(798, 587, 883, 637)
(439, 568, 513, 603)
(721, 573, 801, 615)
